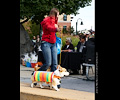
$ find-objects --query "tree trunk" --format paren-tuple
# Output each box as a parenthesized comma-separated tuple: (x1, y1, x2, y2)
(20, 24, 33, 59)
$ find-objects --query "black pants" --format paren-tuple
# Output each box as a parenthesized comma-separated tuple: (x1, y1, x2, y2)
(82, 65, 86, 75)
(38, 51, 45, 63)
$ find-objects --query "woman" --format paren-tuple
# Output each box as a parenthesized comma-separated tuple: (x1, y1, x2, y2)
(62, 37, 74, 52)
(38, 8, 61, 72)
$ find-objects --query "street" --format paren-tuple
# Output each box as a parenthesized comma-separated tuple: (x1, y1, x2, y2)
(20, 64, 95, 93)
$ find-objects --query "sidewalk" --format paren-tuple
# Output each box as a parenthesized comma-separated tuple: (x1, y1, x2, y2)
(20, 64, 95, 100)
(20, 82, 95, 100)
(20, 64, 94, 79)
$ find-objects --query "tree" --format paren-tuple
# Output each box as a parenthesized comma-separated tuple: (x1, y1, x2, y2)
(20, 0, 92, 24)
(67, 26, 75, 35)
(20, 0, 92, 56)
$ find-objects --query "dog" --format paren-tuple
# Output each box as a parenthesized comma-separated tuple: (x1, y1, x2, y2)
(31, 65, 69, 91)
(34, 64, 69, 78)
(31, 69, 62, 91)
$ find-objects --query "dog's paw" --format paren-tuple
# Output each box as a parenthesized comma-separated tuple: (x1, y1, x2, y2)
(40, 86, 44, 89)
(31, 83, 33, 88)
(50, 86, 52, 89)
(52, 86, 60, 91)
(57, 85, 61, 89)
(56, 89, 60, 91)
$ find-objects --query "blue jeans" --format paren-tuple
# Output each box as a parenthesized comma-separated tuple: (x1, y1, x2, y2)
(38, 41, 57, 72)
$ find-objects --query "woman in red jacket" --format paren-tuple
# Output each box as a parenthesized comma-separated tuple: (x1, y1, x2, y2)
(38, 8, 61, 72)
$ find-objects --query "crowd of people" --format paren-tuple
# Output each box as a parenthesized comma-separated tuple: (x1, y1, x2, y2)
(31, 35, 41, 55)
(61, 31, 95, 75)
(31, 31, 95, 76)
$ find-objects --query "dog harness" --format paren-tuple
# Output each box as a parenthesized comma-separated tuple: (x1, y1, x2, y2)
(33, 71, 54, 83)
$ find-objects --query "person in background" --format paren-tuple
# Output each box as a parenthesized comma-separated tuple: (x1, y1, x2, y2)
(77, 35, 87, 75)
(91, 31, 95, 38)
(38, 8, 61, 72)
(36, 35, 40, 42)
(32, 36, 36, 46)
(85, 33, 90, 41)
(32, 36, 36, 53)
(89, 30, 95, 38)
(35, 35, 41, 55)
(61, 37, 74, 52)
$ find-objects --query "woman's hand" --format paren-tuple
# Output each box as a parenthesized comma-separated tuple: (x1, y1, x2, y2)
(55, 24, 61, 32)
(55, 24, 58, 28)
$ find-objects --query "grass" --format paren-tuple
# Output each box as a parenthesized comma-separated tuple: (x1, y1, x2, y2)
(56, 32, 80, 48)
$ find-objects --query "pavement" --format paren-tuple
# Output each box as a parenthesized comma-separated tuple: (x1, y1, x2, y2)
(20, 64, 95, 100)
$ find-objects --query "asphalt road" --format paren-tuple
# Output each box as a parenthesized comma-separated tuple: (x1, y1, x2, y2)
(20, 64, 95, 93)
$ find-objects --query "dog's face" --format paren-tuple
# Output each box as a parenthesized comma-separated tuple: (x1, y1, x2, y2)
(57, 65, 69, 77)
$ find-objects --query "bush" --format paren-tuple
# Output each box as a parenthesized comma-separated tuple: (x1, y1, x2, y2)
(56, 33, 80, 48)
(23, 20, 40, 39)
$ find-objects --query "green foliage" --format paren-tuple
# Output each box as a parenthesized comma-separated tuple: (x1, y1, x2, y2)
(23, 20, 40, 39)
(62, 28, 68, 34)
(67, 26, 74, 34)
(62, 26, 75, 34)
(59, 35, 80, 48)
(56, 33, 80, 48)
(20, 0, 92, 24)
(30, 22, 40, 38)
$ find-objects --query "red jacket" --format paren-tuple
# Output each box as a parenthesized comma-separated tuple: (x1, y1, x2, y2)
(41, 16, 57, 43)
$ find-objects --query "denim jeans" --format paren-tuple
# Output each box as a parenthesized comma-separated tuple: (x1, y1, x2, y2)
(38, 41, 57, 72)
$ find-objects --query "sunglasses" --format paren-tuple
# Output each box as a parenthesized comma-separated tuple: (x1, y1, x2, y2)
(66, 41, 69, 43)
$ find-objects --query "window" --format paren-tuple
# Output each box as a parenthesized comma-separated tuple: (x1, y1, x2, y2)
(63, 26, 67, 34)
(63, 14, 67, 21)
(63, 26, 67, 30)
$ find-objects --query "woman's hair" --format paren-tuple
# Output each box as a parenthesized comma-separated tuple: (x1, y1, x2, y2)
(49, 8, 59, 18)
(66, 37, 72, 43)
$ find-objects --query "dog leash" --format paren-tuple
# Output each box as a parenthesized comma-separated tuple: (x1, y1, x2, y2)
(59, 27, 62, 65)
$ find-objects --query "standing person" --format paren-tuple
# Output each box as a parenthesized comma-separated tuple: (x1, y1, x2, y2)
(32, 36, 36, 45)
(38, 8, 61, 72)
(35, 35, 41, 55)
(36, 35, 40, 42)
(85, 33, 90, 41)
(77, 35, 87, 75)
(32, 36, 36, 53)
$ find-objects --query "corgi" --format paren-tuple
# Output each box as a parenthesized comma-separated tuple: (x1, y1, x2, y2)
(31, 69, 61, 91)
(31, 65, 69, 91)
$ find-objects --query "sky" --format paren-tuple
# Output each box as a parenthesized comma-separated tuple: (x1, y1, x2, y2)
(71, 0, 95, 32)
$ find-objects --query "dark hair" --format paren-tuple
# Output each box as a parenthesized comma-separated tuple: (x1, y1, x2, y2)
(79, 33, 83, 38)
(49, 8, 59, 18)
(80, 35, 86, 40)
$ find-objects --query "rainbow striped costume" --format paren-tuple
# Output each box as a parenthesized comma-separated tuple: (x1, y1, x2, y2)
(33, 71, 54, 83)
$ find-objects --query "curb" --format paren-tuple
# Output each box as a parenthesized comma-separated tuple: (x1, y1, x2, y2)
(20, 82, 95, 100)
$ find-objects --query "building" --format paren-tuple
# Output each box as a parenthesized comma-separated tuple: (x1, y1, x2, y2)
(57, 13, 71, 32)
